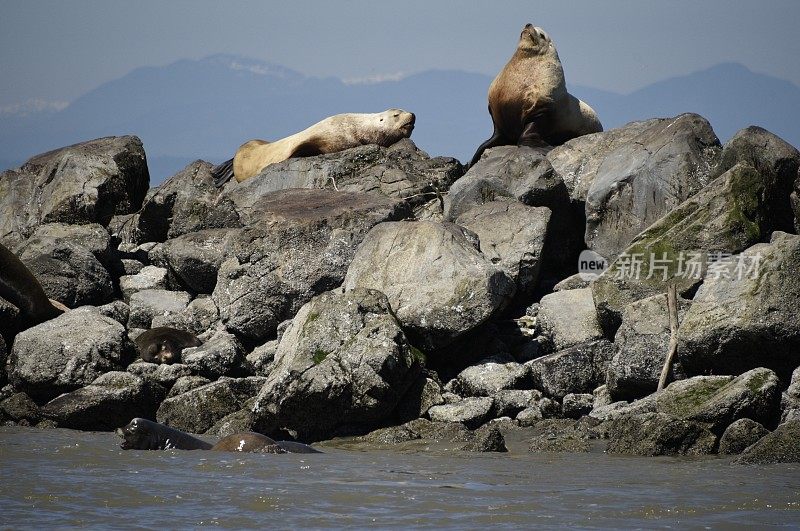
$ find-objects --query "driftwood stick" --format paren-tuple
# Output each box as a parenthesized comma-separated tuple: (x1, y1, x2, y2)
(657, 283, 679, 391)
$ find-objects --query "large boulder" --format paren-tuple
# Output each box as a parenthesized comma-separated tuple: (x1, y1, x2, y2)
(446, 356, 530, 397)
(344, 221, 515, 350)
(427, 397, 495, 429)
(454, 199, 552, 298)
(715, 126, 799, 236)
(537, 288, 604, 351)
(592, 162, 796, 333)
(0, 136, 149, 247)
(181, 330, 245, 379)
(250, 288, 420, 441)
(548, 114, 721, 260)
(223, 139, 462, 215)
(678, 232, 800, 380)
(526, 340, 614, 399)
(157, 376, 266, 434)
(605, 412, 717, 456)
(134, 160, 241, 243)
(41, 372, 166, 431)
(736, 420, 800, 464)
(14, 224, 116, 307)
(128, 289, 192, 329)
(213, 189, 408, 343)
(9, 307, 136, 400)
(150, 229, 239, 294)
(718, 418, 770, 455)
(607, 293, 691, 401)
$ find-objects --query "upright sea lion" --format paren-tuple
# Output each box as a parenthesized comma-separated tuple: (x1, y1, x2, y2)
(469, 24, 602, 166)
(134, 327, 202, 364)
(211, 109, 416, 187)
(116, 418, 322, 454)
(0, 242, 64, 329)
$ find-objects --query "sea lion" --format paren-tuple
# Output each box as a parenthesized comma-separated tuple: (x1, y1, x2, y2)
(116, 418, 322, 454)
(468, 24, 602, 166)
(0, 242, 64, 329)
(211, 109, 416, 187)
(134, 327, 202, 364)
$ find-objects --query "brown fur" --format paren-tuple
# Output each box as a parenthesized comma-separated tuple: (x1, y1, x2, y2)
(469, 24, 602, 166)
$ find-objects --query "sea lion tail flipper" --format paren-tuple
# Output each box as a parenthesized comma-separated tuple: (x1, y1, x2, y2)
(211, 158, 235, 188)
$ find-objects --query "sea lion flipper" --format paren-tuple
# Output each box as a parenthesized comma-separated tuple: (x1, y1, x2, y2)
(211, 158, 235, 188)
(518, 118, 554, 150)
(469, 108, 508, 166)
(288, 139, 323, 158)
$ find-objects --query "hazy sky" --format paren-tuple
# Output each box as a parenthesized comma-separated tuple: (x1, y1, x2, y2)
(1, 0, 799, 107)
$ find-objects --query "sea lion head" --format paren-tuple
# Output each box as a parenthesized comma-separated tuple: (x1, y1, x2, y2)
(143, 340, 179, 364)
(517, 23, 554, 56)
(376, 108, 416, 140)
(116, 418, 161, 450)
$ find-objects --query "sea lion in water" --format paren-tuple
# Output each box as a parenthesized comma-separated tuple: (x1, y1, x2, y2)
(116, 418, 322, 454)
(468, 24, 602, 166)
(211, 109, 416, 187)
(134, 327, 202, 364)
(0, 242, 65, 329)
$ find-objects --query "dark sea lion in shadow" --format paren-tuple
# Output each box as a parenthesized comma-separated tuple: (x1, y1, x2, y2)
(0, 242, 65, 330)
(134, 327, 202, 364)
(116, 418, 322, 454)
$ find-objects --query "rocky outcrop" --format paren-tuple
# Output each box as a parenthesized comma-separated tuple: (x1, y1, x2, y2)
(592, 163, 797, 332)
(150, 229, 238, 294)
(156, 376, 265, 434)
(343, 221, 515, 350)
(213, 189, 408, 343)
(0, 136, 149, 247)
(678, 232, 800, 380)
(224, 139, 462, 214)
(9, 307, 136, 400)
(526, 340, 614, 399)
(607, 293, 691, 401)
(427, 397, 495, 429)
(181, 330, 245, 379)
(453, 199, 551, 298)
(735, 420, 800, 464)
(127, 289, 192, 329)
(446, 356, 529, 397)
(250, 289, 420, 441)
(548, 114, 721, 261)
(718, 418, 769, 455)
(41, 372, 165, 431)
(537, 288, 604, 351)
(605, 412, 717, 456)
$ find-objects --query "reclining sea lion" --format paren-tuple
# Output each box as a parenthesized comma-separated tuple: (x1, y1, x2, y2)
(469, 23, 602, 166)
(116, 418, 322, 454)
(0, 242, 65, 330)
(134, 327, 202, 365)
(211, 109, 415, 187)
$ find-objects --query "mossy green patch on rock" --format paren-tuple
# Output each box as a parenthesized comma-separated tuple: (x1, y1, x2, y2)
(312, 348, 329, 364)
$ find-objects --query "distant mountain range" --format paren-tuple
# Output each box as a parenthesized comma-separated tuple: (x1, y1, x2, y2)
(1, 55, 798, 185)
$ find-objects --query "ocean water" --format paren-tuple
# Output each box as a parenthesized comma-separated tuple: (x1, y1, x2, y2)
(1, 426, 798, 529)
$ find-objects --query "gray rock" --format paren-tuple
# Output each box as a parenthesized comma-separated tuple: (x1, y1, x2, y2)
(344, 220, 515, 350)
(0, 334, 7, 386)
(167, 375, 211, 398)
(593, 163, 798, 334)
(526, 419, 599, 453)
(454, 199, 551, 297)
(562, 393, 594, 419)
(678, 233, 800, 380)
(128, 289, 192, 329)
(552, 273, 590, 292)
(135, 160, 241, 243)
(120, 258, 145, 276)
(718, 418, 770, 455)
(493, 389, 543, 418)
(592, 385, 613, 409)
(736, 420, 800, 464)
(0, 392, 41, 424)
(537, 288, 603, 351)
(447, 356, 530, 397)
(245, 340, 278, 377)
(213, 189, 408, 343)
(549, 114, 721, 261)
(461, 424, 508, 452)
(715, 126, 799, 236)
(150, 296, 219, 337)
(394, 374, 444, 422)
(150, 229, 239, 294)
(127, 361, 192, 389)
(607, 293, 691, 401)
(14, 224, 115, 307)
(96, 300, 130, 326)
(157, 376, 266, 433)
(205, 406, 257, 437)
(181, 330, 245, 379)
(9, 307, 136, 400)
(427, 397, 494, 429)
(250, 288, 420, 441)
(526, 340, 613, 399)
(357, 418, 503, 453)
(0, 136, 148, 247)
(224, 139, 462, 216)
(605, 412, 717, 456)
(119, 265, 169, 301)
(41, 371, 166, 431)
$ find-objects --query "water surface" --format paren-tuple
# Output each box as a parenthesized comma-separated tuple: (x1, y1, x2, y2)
(1, 427, 798, 528)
